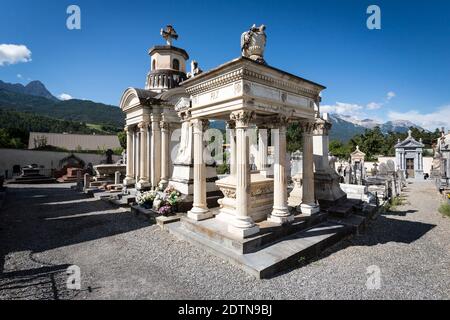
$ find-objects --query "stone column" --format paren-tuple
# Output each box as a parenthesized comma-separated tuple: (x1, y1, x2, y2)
(187, 119, 213, 221)
(160, 120, 170, 187)
(227, 121, 237, 176)
(401, 152, 405, 170)
(228, 111, 259, 238)
(300, 121, 320, 215)
(135, 130, 140, 183)
(150, 115, 161, 189)
(419, 151, 423, 171)
(269, 117, 293, 224)
(136, 122, 150, 190)
(258, 127, 269, 176)
(123, 126, 135, 186)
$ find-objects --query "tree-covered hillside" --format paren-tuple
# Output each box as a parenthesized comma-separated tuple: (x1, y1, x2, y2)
(0, 109, 120, 149)
(0, 89, 125, 128)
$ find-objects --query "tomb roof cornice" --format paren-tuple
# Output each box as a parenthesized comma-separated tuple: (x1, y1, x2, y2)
(182, 57, 325, 99)
(149, 45, 189, 60)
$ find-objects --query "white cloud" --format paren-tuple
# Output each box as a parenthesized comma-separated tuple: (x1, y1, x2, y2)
(16, 74, 22, 79)
(58, 93, 73, 101)
(366, 102, 382, 110)
(387, 91, 396, 100)
(388, 105, 450, 131)
(0, 44, 32, 66)
(321, 102, 363, 115)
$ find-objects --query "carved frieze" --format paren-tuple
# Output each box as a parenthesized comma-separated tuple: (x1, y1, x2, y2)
(185, 66, 321, 100)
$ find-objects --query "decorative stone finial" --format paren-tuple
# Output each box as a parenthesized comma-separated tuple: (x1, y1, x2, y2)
(241, 24, 267, 64)
(407, 129, 412, 138)
(187, 60, 202, 78)
(160, 25, 179, 46)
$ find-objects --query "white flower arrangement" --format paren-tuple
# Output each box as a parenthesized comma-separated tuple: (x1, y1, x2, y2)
(136, 190, 157, 206)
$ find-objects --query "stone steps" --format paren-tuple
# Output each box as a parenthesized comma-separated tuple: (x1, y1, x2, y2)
(323, 201, 355, 217)
(167, 220, 352, 279)
(9, 177, 57, 184)
(181, 212, 327, 254)
(109, 194, 136, 206)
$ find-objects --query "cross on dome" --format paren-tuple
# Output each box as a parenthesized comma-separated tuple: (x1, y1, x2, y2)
(160, 25, 179, 46)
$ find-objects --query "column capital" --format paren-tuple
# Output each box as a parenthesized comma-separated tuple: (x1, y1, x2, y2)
(230, 110, 255, 128)
(178, 110, 192, 122)
(160, 121, 170, 131)
(299, 120, 315, 135)
(313, 117, 332, 135)
(137, 121, 149, 131)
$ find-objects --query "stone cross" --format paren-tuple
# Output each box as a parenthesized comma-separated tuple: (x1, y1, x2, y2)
(160, 25, 178, 46)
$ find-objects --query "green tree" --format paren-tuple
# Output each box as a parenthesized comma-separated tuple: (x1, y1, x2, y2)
(287, 123, 303, 153)
(329, 140, 351, 159)
(117, 131, 127, 149)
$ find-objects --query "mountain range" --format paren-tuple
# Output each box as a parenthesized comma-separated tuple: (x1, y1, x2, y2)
(327, 114, 424, 142)
(0, 80, 124, 128)
(0, 80, 58, 101)
(0, 79, 424, 142)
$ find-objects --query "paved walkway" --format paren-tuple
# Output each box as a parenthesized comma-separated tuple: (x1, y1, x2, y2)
(0, 181, 449, 300)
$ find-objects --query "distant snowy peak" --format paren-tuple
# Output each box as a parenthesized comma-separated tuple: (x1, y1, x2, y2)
(327, 113, 426, 136)
(333, 114, 380, 129)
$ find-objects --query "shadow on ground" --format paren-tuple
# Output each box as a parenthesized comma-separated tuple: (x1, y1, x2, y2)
(273, 207, 436, 278)
(0, 186, 151, 299)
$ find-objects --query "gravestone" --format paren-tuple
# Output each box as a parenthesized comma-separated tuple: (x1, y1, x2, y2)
(84, 173, 91, 190)
(387, 160, 396, 173)
(115, 171, 121, 185)
(10, 164, 56, 184)
(378, 163, 388, 176)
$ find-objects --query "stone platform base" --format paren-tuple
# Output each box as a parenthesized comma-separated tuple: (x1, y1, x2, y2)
(167, 215, 352, 279)
(9, 177, 57, 184)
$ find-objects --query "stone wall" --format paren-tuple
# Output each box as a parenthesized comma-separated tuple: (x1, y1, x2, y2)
(0, 148, 120, 179)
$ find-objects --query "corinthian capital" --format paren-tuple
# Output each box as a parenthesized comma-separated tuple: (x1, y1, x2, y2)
(313, 117, 332, 136)
(230, 110, 255, 128)
(160, 121, 170, 131)
(299, 120, 315, 135)
(138, 121, 149, 131)
(178, 110, 192, 122)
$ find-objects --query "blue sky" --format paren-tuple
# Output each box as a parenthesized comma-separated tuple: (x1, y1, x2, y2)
(1, 0, 450, 130)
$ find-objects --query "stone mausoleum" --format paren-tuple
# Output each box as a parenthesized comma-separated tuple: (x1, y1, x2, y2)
(395, 130, 424, 179)
(119, 24, 355, 278)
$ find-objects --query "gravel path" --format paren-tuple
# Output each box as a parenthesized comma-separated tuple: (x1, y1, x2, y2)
(0, 181, 449, 300)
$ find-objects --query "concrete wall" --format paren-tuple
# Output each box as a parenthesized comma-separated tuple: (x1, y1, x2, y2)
(28, 132, 121, 150)
(364, 156, 433, 175)
(0, 148, 120, 178)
